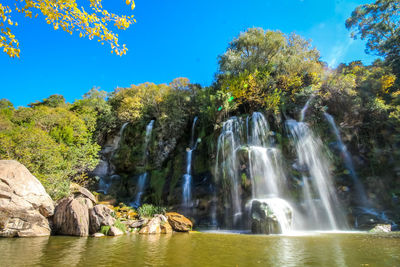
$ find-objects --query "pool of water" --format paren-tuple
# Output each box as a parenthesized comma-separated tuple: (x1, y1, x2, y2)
(1, 232, 399, 266)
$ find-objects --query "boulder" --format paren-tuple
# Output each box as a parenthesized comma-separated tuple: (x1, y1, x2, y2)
(89, 204, 115, 234)
(109, 226, 124, 236)
(128, 218, 148, 229)
(53, 196, 93, 236)
(0, 160, 54, 237)
(369, 224, 391, 233)
(166, 212, 193, 232)
(139, 216, 162, 234)
(70, 183, 97, 204)
(250, 198, 293, 234)
(161, 221, 173, 234)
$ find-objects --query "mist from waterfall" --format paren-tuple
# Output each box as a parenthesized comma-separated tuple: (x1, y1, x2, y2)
(182, 117, 199, 209)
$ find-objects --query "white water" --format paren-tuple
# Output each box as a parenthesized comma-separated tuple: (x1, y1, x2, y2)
(215, 113, 293, 231)
(286, 119, 347, 230)
(133, 120, 155, 207)
(324, 112, 369, 207)
(250, 198, 293, 234)
(299, 97, 313, 122)
(182, 117, 199, 209)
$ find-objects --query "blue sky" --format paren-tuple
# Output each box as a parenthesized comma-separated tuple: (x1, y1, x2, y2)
(0, 0, 377, 107)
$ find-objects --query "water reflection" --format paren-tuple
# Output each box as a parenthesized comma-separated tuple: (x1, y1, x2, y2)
(1, 233, 400, 266)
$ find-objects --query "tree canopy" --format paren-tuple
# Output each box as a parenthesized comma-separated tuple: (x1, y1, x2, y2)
(346, 0, 400, 74)
(0, 0, 136, 58)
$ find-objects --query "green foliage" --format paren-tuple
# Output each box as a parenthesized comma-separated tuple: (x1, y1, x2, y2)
(138, 204, 166, 218)
(0, 94, 101, 200)
(114, 219, 127, 233)
(100, 225, 111, 235)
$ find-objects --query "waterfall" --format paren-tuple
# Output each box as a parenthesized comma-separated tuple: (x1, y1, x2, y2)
(286, 119, 347, 230)
(215, 116, 244, 227)
(215, 112, 293, 231)
(299, 97, 313, 122)
(324, 112, 369, 207)
(132, 120, 155, 207)
(182, 117, 199, 209)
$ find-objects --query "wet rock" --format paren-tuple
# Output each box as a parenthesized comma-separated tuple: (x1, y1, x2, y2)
(166, 212, 193, 232)
(161, 221, 173, 234)
(250, 199, 292, 234)
(109, 226, 124, 236)
(0, 160, 54, 237)
(369, 224, 391, 233)
(89, 204, 116, 234)
(53, 196, 93, 237)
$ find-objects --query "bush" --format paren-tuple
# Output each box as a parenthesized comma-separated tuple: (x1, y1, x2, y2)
(138, 204, 166, 218)
(100, 225, 110, 235)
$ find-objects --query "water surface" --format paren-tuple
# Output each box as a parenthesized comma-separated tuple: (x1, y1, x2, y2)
(1, 232, 399, 266)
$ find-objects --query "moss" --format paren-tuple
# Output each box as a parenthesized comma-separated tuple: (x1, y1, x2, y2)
(150, 169, 167, 205)
(100, 225, 110, 235)
(114, 219, 127, 233)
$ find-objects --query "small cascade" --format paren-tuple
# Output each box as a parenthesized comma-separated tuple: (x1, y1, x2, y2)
(132, 120, 155, 207)
(299, 97, 313, 122)
(131, 173, 148, 208)
(182, 117, 199, 209)
(286, 119, 347, 230)
(324, 112, 369, 207)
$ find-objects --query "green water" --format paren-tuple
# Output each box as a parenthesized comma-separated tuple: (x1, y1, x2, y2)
(1, 232, 399, 266)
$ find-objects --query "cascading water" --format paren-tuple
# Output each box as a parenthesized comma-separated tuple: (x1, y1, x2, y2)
(132, 120, 155, 207)
(182, 117, 199, 210)
(286, 119, 347, 230)
(324, 112, 369, 207)
(215, 117, 245, 227)
(299, 97, 313, 122)
(215, 112, 293, 232)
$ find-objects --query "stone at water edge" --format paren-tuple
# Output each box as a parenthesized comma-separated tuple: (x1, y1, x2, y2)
(92, 232, 105, 237)
(139, 215, 170, 234)
(109, 226, 124, 236)
(53, 196, 93, 237)
(369, 224, 391, 233)
(89, 204, 116, 234)
(166, 212, 193, 232)
(0, 160, 55, 237)
(129, 218, 149, 229)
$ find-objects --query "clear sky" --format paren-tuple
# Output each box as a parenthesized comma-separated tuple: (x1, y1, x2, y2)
(0, 0, 377, 107)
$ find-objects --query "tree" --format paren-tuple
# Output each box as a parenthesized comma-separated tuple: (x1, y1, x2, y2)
(0, 0, 136, 58)
(346, 0, 400, 74)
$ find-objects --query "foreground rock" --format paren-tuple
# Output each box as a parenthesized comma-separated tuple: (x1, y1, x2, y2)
(139, 215, 172, 234)
(250, 199, 292, 234)
(109, 226, 124, 236)
(0, 160, 54, 237)
(53, 196, 93, 236)
(166, 212, 192, 232)
(89, 204, 115, 234)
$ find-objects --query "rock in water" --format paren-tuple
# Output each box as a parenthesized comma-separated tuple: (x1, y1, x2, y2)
(139, 216, 162, 234)
(369, 224, 391, 233)
(53, 196, 93, 236)
(89, 204, 115, 234)
(166, 212, 193, 232)
(250, 198, 293, 234)
(0, 160, 54, 237)
(109, 226, 124, 236)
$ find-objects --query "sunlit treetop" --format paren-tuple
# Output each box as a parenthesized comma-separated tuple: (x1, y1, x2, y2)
(0, 0, 136, 58)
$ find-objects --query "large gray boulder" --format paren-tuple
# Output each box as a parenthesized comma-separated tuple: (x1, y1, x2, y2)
(89, 204, 115, 234)
(250, 198, 293, 234)
(0, 160, 54, 237)
(53, 196, 93, 237)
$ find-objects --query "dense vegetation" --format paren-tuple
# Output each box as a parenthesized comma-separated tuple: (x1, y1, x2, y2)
(0, 0, 399, 207)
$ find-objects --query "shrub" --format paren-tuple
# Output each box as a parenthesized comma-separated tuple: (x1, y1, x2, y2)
(138, 204, 166, 218)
